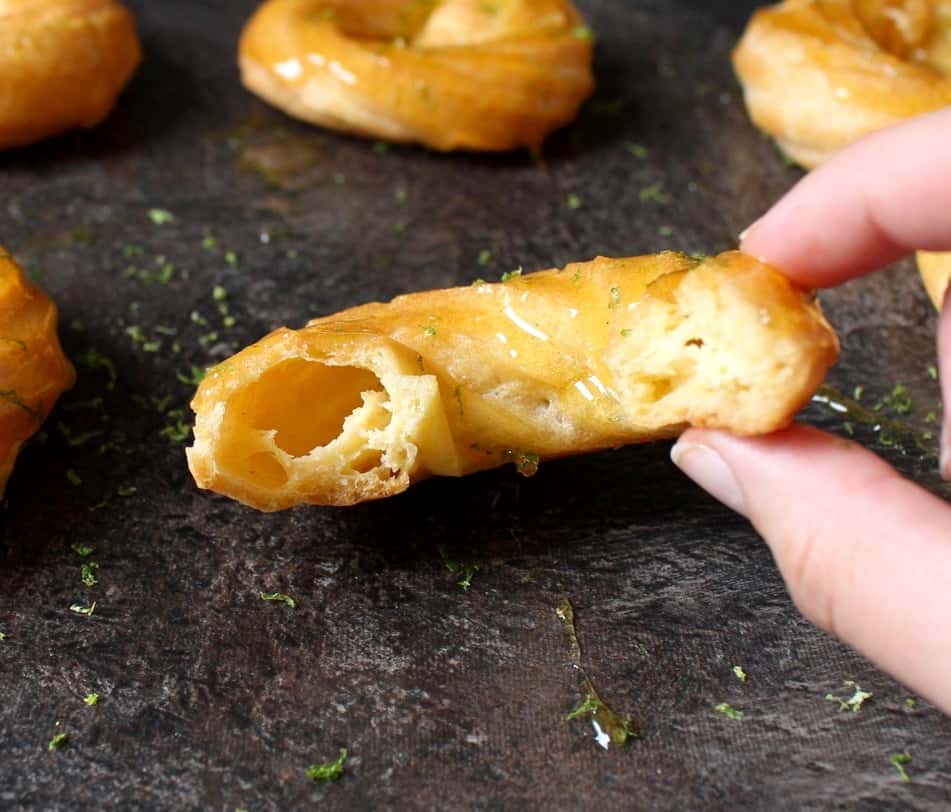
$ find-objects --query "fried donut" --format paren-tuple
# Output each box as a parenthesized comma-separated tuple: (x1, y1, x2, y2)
(733, 0, 951, 170)
(0, 251, 75, 495)
(238, 0, 595, 152)
(0, 0, 141, 150)
(187, 251, 838, 510)
(919, 250, 951, 307)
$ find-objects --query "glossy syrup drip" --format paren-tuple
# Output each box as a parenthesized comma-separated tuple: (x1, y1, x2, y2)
(812, 383, 937, 457)
(555, 597, 635, 750)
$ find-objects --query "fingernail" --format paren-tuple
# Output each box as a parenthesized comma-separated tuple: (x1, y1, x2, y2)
(738, 217, 762, 246)
(671, 440, 748, 516)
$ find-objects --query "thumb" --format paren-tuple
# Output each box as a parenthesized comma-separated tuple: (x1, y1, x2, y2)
(671, 424, 951, 713)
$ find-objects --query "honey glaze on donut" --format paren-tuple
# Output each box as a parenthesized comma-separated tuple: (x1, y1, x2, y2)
(0, 0, 141, 150)
(733, 0, 951, 169)
(238, 0, 596, 152)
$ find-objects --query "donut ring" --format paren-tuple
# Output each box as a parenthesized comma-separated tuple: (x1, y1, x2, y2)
(0, 0, 141, 150)
(0, 251, 75, 495)
(733, 0, 951, 170)
(187, 251, 838, 510)
(238, 0, 595, 152)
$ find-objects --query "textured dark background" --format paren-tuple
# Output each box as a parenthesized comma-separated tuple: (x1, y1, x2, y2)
(1, 0, 949, 809)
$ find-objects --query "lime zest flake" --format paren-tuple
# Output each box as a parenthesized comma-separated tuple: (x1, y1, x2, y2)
(624, 142, 648, 159)
(437, 544, 479, 591)
(639, 183, 671, 205)
(83, 693, 100, 706)
(890, 752, 912, 783)
(260, 591, 297, 609)
(306, 747, 348, 781)
(177, 366, 207, 386)
(81, 562, 99, 588)
(148, 209, 175, 225)
(77, 349, 118, 390)
(70, 601, 96, 617)
(714, 702, 743, 720)
(826, 681, 872, 713)
(732, 665, 747, 683)
(48, 732, 68, 752)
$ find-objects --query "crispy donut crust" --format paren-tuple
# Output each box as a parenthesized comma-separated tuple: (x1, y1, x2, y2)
(187, 251, 839, 510)
(238, 0, 595, 151)
(0, 250, 75, 495)
(0, 0, 141, 150)
(733, 0, 951, 170)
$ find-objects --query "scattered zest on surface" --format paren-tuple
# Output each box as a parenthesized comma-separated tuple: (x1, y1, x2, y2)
(48, 732, 68, 752)
(890, 752, 912, 784)
(69, 602, 96, 617)
(81, 562, 100, 588)
(148, 209, 175, 225)
(732, 665, 747, 683)
(260, 591, 297, 609)
(437, 544, 479, 591)
(714, 702, 744, 720)
(306, 748, 348, 782)
(826, 681, 872, 713)
(83, 693, 100, 706)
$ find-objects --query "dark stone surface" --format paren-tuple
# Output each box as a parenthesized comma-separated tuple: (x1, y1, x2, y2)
(1, 1, 949, 809)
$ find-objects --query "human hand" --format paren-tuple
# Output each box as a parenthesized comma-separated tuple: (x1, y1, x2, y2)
(670, 106, 951, 714)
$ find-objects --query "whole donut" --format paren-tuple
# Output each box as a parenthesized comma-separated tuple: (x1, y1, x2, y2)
(238, 0, 596, 152)
(0, 250, 75, 495)
(0, 0, 141, 150)
(733, 0, 951, 170)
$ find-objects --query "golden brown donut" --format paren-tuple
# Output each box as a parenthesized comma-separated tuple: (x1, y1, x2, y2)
(733, 0, 951, 308)
(733, 0, 951, 170)
(238, 0, 595, 152)
(734, 2, 951, 312)
(187, 251, 839, 510)
(0, 250, 75, 495)
(919, 250, 951, 307)
(0, 0, 141, 150)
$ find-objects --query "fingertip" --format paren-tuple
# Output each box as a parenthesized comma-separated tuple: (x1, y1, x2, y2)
(670, 433, 747, 517)
(680, 423, 951, 713)
(938, 284, 951, 480)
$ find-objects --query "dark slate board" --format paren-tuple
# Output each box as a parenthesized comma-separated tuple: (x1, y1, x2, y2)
(1, 1, 949, 809)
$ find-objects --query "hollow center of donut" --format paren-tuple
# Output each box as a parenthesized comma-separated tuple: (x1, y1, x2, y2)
(238, 358, 386, 457)
(853, 0, 937, 58)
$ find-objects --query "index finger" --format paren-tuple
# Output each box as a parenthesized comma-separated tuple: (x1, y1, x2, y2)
(740, 106, 951, 289)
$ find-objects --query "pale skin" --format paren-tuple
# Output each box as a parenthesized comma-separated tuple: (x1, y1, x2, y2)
(670, 106, 951, 714)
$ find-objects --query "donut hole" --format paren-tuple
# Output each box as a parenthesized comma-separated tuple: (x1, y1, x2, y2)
(853, 0, 936, 58)
(236, 359, 386, 457)
(315, 1, 436, 42)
